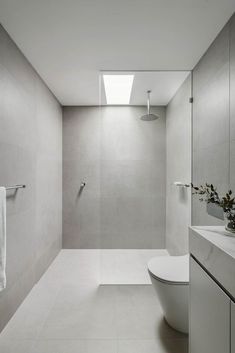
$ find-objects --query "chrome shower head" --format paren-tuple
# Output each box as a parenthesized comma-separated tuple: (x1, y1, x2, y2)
(140, 90, 159, 121)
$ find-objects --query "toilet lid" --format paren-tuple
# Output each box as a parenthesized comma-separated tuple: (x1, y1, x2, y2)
(148, 254, 189, 284)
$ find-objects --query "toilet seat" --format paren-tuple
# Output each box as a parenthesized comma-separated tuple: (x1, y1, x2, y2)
(148, 254, 189, 285)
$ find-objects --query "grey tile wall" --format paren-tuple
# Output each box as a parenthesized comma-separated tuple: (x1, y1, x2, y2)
(166, 75, 192, 255)
(0, 25, 62, 331)
(63, 106, 166, 249)
(63, 107, 101, 249)
(192, 13, 235, 226)
(230, 15, 235, 191)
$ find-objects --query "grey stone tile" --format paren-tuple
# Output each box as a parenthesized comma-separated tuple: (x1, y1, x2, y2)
(32, 339, 118, 353)
(0, 339, 35, 353)
(0, 282, 50, 340)
(86, 340, 117, 353)
(166, 75, 191, 255)
(63, 106, 166, 249)
(192, 142, 230, 225)
(230, 140, 235, 192)
(230, 14, 235, 140)
(0, 253, 188, 350)
(63, 160, 101, 199)
(101, 106, 166, 161)
(117, 338, 188, 353)
(0, 25, 36, 97)
(115, 285, 185, 340)
(39, 286, 117, 339)
(100, 230, 165, 249)
(63, 107, 101, 163)
(63, 197, 100, 248)
(101, 197, 165, 233)
(0, 266, 35, 333)
(193, 143, 230, 194)
(40, 250, 100, 286)
(32, 340, 86, 353)
(34, 155, 62, 251)
(193, 24, 230, 150)
(0, 24, 62, 331)
(100, 196, 165, 248)
(193, 24, 229, 93)
(100, 159, 165, 198)
(62, 229, 101, 249)
(34, 239, 61, 282)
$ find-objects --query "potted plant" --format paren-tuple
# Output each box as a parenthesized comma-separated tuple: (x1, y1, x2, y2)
(191, 183, 235, 233)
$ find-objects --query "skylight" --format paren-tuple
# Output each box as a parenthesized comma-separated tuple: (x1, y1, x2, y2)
(103, 74, 134, 105)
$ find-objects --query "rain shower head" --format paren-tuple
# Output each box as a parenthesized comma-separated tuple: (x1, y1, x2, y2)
(140, 90, 159, 121)
(140, 113, 159, 121)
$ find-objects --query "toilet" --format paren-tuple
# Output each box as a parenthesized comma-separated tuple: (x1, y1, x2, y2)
(148, 254, 189, 334)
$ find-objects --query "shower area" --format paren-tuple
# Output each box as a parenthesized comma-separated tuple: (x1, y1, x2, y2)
(62, 70, 192, 284)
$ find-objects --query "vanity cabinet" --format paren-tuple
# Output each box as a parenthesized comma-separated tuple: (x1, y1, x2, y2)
(190, 257, 230, 353)
(189, 226, 235, 353)
(231, 302, 235, 353)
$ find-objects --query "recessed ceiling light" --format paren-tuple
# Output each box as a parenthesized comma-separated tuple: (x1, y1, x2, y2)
(103, 74, 134, 105)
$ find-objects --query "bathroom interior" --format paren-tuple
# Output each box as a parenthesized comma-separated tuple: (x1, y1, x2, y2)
(0, 2, 235, 353)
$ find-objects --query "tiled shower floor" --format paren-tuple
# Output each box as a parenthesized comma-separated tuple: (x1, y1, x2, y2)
(0, 250, 188, 353)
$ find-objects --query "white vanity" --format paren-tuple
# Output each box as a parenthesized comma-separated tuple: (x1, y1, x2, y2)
(189, 226, 235, 353)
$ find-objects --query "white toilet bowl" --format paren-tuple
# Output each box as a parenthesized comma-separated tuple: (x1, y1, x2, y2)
(148, 254, 189, 334)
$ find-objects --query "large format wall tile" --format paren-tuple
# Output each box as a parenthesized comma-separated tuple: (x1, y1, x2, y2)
(230, 16, 235, 192)
(193, 24, 230, 151)
(230, 15, 235, 140)
(0, 25, 62, 332)
(100, 106, 165, 161)
(230, 140, 235, 191)
(63, 106, 166, 249)
(63, 107, 101, 249)
(100, 159, 165, 199)
(100, 196, 165, 249)
(63, 196, 101, 249)
(166, 75, 191, 255)
(192, 17, 233, 226)
(193, 143, 230, 195)
(63, 107, 101, 162)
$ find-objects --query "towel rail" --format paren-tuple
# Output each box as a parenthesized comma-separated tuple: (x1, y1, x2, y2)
(5, 184, 26, 191)
(173, 182, 190, 188)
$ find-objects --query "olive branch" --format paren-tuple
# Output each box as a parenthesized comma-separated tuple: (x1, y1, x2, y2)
(191, 183, 235, 230)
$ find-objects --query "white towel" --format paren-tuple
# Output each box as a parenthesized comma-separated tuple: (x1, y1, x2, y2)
(0, 187, 6, 291)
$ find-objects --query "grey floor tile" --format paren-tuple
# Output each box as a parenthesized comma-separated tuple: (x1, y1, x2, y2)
(32, 339, 86, 353)
(0, 339, 35, 353)
(33, 340, 118, 353)
(0, 251, 188, 353)
(0, 292, 54, 340)
(39, 286, 117, 339)
(86, 340, 118, 353)
(115, 285, 184, 340)
(118, 338, 188, 353)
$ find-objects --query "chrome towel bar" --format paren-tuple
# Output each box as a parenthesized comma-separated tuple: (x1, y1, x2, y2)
(173, 182, 190, 188)
(5, 184, 26, 191)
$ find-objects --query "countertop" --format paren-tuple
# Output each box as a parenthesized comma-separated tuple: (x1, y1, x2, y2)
(189, 226, 235, 299)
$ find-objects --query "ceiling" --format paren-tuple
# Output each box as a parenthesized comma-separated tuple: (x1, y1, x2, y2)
(0, 0, 234, 106)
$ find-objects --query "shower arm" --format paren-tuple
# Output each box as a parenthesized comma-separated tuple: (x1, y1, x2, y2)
(147, 90, 151, 115)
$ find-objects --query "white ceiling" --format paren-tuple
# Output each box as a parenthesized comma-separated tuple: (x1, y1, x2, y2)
(0, 0, 234, 106)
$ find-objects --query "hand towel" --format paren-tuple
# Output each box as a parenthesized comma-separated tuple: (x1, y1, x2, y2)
(0, 187, 6, 291)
